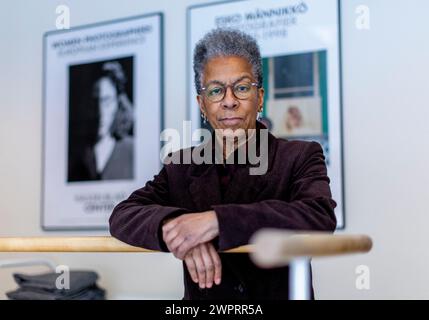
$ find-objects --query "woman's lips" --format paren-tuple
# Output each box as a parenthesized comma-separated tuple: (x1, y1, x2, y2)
(220, 117, 243, 126)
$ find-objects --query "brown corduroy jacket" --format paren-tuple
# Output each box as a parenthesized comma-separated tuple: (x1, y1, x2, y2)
(109, 124, 337, 300)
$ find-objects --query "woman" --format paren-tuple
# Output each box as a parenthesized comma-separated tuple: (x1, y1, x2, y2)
(69, 61, 134, 181)
(109, 29, 336, 299)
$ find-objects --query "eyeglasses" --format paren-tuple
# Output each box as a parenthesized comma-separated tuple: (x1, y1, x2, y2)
(201, 81, 259, 103)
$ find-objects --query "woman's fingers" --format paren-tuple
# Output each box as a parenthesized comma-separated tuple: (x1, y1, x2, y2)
(163, 227, 198, 260)
(192, 246, 206, 289)
(162, 227, 179, 244)
(184, 253, 198, 284)
(168, 234, 185, 255)
(207, 243, 222, 285)
(200, 243, 215, 288)
(182, 243, 222, 288)
(162, 218, 179, 232)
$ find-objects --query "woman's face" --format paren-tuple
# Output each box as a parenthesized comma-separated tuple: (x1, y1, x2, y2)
(97, 77, 118, 138)
(197, 56, 264, 132)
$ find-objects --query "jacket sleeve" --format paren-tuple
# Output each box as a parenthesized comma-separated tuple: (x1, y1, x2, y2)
(211, 141, 337, 251)
(109, 166, 189, 251)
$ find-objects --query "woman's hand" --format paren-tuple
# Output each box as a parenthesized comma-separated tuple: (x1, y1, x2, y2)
(184, 242, 222, 289)
(162, 210, 219, 260)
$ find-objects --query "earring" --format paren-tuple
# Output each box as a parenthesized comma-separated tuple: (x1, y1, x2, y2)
(257, 107, 263, 121)
(201, 113, 207, 124)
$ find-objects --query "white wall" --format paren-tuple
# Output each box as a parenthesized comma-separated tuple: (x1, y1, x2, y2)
(1, 0, 428, 299)
(314, 0, 429, 299)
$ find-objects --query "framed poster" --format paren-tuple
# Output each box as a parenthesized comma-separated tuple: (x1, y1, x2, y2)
(42, 13, 164, 230)
(187, 0, 345, 228)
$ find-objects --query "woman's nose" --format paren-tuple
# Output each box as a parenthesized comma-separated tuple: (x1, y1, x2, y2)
(221, 86, 238, 109)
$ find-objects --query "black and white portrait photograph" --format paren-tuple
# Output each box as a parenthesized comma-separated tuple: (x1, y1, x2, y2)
(42, 13, 163, 229)
(67, 57, 134, 182)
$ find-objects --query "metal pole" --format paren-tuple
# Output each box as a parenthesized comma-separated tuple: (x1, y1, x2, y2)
(289, 257, 310, 300)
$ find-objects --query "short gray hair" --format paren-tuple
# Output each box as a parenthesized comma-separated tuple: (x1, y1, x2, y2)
(193, 29, 263, 94)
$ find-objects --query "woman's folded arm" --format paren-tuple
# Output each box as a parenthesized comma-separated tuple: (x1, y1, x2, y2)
(109, 166, 189, 251)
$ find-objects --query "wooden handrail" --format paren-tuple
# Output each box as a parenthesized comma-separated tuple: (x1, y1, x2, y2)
(250, 229, 373, 268)
(0, 237, 252, 253)
(0, 232, 372, 301)
(0, 231, 372, 265)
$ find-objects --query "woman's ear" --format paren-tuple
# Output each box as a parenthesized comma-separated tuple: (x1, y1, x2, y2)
(258, 88, 265, 110)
